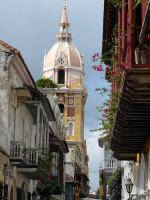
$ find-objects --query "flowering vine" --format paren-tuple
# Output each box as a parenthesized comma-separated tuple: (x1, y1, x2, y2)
(91, 35, 122, 140)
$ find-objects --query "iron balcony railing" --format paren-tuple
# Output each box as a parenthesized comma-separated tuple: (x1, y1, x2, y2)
(10, 141, 37, 165)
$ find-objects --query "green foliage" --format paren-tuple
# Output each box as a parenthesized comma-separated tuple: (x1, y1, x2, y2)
(36, 77, 58, 88)
(135, 0, 142, 7)
(108, 168, 122, 200)
(109, 0, 143, 8)
(109, 0, 122, 7)
(38, 148, 53, 170)
(36, 149, 59, 197)
(36, 177, 57, 198)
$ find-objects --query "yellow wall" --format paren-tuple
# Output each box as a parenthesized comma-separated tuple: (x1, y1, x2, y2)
(64, 94, 83, 141)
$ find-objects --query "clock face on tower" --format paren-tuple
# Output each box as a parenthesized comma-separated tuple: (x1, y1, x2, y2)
(68, 98, 74, 105)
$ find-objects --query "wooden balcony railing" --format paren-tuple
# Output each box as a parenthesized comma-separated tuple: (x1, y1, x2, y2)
(104, 159, 117, 169)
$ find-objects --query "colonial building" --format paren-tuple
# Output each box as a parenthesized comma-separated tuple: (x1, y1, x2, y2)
(42, 3, 89, 200)
(0, 40, 68, 200)
(99, 135, 119, 200)
(102, 0, 150, 199)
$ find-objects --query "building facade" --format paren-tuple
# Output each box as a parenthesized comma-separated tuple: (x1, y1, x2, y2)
(102, 0, 150, 199)
(0, 40, 68, 200)
(99, 136, 119, 200)
(42, 3, 89, 200)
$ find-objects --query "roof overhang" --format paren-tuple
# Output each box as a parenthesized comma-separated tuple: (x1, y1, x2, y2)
(49, 133, 69, 153)
(111, 67, 150, 160)
(26, 87, 56, 121)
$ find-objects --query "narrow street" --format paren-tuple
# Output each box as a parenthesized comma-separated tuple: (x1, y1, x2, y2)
(0, 0, 150, 200)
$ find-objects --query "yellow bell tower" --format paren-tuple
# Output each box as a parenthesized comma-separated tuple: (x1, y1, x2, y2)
(43, 3, 87, 142)
(42, 3, 89, 197)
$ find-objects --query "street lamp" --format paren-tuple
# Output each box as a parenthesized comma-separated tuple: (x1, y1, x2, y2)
(125, 178, 133, 200)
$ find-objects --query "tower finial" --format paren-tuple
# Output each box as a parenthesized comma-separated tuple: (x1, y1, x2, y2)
(64, 0, 67, 7)
(56, 1, 72, 42)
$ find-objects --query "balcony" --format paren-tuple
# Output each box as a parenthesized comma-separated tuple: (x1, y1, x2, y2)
(111, 68, 150, 160)
(10, 141, 42, 179)
(104, 159, 116, 169)
(10, 141, 37, 166)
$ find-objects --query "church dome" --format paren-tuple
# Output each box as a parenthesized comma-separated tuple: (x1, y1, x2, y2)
(43, 3, 84, 89)
(44, 41, 82, 69)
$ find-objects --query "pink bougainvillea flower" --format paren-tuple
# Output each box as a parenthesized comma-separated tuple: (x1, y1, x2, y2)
(97, 64, 103, 71)
(104, 108, 109, 113)
(93, 64, 103, 72)
(92, 54, 97, 59)
(92, 53, 99, 60)
(120, 63, 126, 69)
(106, 65, 110, 70)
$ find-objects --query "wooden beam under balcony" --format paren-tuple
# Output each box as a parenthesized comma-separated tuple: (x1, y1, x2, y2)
(111, 68, 150, 160)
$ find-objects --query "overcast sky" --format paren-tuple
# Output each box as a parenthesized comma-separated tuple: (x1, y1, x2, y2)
(0, 0, 105, 191)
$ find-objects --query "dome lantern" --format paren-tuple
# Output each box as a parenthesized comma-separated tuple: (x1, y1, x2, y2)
(56, 1, 72, 42)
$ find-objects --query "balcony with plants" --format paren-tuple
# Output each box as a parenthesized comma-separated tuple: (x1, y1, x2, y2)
(10, 141, 37, 166)
(96, 0, 150, 161)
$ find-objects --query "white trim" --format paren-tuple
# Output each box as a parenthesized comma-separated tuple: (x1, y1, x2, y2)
(43, 65, 82, 72)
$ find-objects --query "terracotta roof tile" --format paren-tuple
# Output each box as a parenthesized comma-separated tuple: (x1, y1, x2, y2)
(0, 40, 35, 87)
(0, 40, 19, 53)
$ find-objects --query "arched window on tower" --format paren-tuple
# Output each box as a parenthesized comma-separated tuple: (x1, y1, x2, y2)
(58, 104, 65, 114)
(58, 69, 65, 84)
